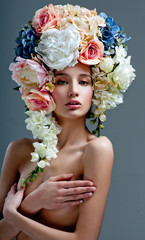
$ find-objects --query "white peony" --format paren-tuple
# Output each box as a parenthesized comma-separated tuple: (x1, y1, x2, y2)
(99, 57, 114, 73)
(114, 45, 127, 63)
(109, 56, 136, 92)
(35, 26, 80, 70)
(37, 160, 50, 168)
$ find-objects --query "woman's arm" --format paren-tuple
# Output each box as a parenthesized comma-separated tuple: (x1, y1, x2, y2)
(3, 136, 114, 240)
(74, 136, 114, 240)
(0, 141, 22, 239)
(19, 174, 96, 217)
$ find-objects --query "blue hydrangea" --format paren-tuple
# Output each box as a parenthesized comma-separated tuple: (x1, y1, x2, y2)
(99, 12, 131, 55)
(15, 22, 39, 59)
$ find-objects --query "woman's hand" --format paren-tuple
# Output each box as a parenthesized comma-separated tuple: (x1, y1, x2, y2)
(34, 173, 96, 210)
(20, 173, 96, 215)
(3, 184, 25, 224)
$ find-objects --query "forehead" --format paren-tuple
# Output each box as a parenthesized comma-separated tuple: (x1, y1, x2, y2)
(54, 62, 91, 76)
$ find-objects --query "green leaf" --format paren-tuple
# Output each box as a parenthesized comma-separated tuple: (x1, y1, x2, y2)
(100, 124, 104, 129)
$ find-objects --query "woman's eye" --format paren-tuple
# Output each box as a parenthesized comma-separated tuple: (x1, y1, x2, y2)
(80, 81, 89, 85)
(56, 80, 67, 85)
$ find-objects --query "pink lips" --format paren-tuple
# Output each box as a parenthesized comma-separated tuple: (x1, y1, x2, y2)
(65, 100, 81, 109)
(65, 100, 81, 105)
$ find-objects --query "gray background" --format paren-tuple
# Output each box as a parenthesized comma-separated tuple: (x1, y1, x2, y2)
(0, 0, 145, 239)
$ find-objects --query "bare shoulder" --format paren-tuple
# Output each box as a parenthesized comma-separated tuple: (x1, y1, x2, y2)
(86, 136, 114, 160)
(8, 137, 35, 154)
(4, 138, 39, 170)
(83, 136, 114, 181)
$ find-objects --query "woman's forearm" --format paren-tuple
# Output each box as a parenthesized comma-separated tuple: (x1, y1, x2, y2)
(0, 218, 20, 240)
(12, 211, 77, 240)
(19, 190, 41, 217)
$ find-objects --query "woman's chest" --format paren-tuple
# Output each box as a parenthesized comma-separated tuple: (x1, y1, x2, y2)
(17, 147, 84, 227)
(18, 147, 84, 194)
(16, 146, 86, 239)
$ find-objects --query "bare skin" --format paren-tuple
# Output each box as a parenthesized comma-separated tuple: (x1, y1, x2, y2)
(1, 62, 114, 240)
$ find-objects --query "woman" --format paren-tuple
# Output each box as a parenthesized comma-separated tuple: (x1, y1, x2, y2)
(0, 3, 135, 240)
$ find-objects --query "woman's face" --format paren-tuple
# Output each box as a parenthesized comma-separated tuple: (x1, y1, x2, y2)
(52, 62, 93, 120)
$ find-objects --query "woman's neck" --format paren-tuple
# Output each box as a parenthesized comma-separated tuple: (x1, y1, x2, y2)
(54, 115, 90, 150)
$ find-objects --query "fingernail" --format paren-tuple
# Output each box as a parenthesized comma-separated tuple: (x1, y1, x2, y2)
(88, 192, 93, 196)
(91, 187, 96, 191)
(89, 182, 93, 185)
(80, 200, 83, 203)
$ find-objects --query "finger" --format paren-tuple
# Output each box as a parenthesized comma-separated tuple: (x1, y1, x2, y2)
(60, 186, 96, 196)
(15, 188, 25, 202)
(63, 192, 93, 202)
(58, 199, 84, 208)
(59, 180, 94, 188)
(49, 173, 74, 182)
(8, 183, 17, 196)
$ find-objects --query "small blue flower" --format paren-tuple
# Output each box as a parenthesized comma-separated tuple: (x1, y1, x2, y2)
(15, 22, 39, 59)
(99, 12, 131, 56)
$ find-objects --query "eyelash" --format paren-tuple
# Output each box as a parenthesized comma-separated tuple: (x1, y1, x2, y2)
(56, 80, 89, 85)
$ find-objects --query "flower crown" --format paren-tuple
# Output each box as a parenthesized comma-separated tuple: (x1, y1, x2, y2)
(9, 4, 135, 186)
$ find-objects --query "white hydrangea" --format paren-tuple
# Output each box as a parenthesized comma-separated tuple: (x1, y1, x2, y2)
(36, 25, 80, 70)
(93, 90, 123, 117)
(99, 57, 114, 73)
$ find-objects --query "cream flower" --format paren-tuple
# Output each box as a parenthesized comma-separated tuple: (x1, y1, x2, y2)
(31, 152, 39, 162)
(33, 142, 47, 159)
(99, 114, 106, 122)
(108, 56, 136, 92)
(92, 90, 123, 116)
(37, 160, 50, 168)
(114, 45, 127, 63)
(99, 57, 114, 73)
(35, 25, 80, 70)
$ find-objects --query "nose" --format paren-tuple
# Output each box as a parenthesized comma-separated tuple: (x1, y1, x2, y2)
(67, 81, 79, 97)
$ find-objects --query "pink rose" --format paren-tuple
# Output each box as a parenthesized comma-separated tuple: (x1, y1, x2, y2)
(32, 5, 57, 35)
(9, 57, 50, 89)
(22, 88, 56, 113)
(79, 40, 104, 65)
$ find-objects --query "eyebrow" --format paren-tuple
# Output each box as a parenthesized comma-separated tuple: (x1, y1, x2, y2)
(55, 73, 91, 78)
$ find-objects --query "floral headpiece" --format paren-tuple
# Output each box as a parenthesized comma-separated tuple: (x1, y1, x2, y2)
(9, 4, 135, 186)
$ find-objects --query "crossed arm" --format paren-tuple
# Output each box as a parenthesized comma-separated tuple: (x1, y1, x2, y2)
(2, 136, 114, 240)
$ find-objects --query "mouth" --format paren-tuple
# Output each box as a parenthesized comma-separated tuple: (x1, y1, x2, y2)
(65, 100, 81, 106)
(65, 104, 81, 109)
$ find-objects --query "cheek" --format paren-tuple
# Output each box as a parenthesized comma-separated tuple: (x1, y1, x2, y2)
(51, 88, 64, 105)
(84, 87, 93, 105)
